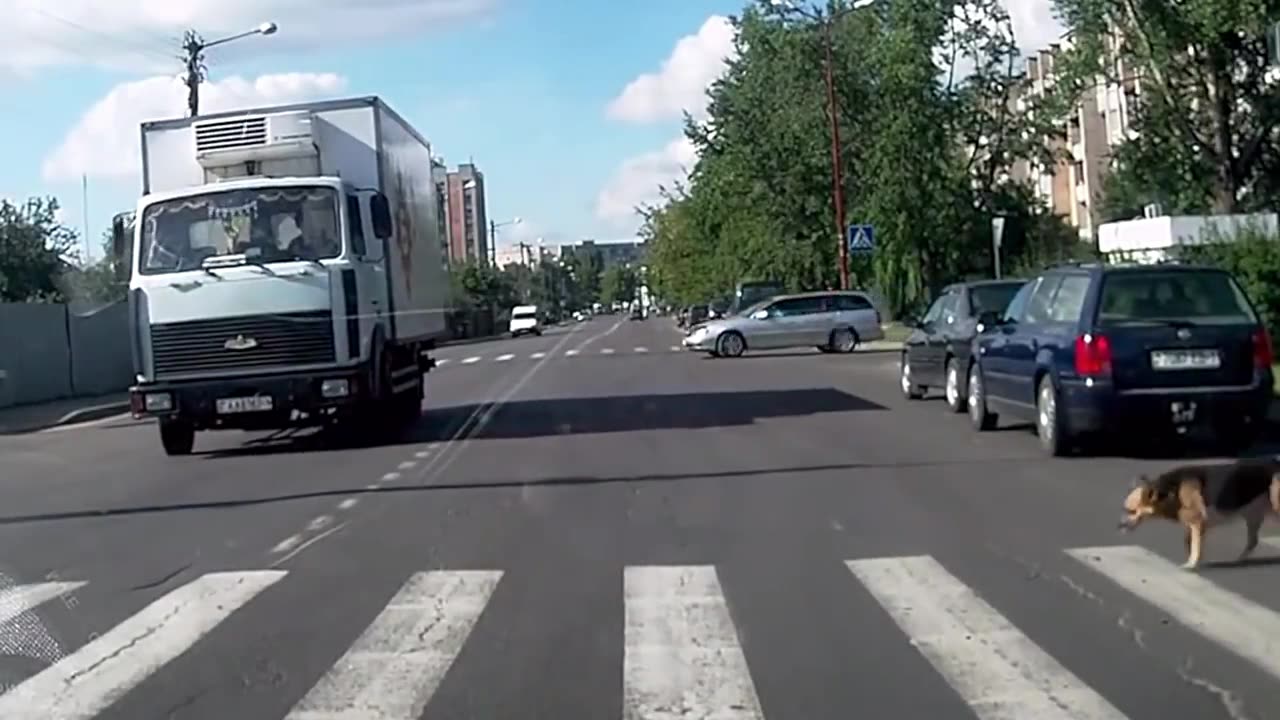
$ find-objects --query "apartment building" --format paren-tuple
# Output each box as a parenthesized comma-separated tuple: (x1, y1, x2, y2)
(1011, 32, 1143, 242)
(445, 163, 490, 265)
(431, 157, 452, 268)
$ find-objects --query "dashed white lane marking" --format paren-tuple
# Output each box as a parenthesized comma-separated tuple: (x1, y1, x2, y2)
(397, 461, 417, 471)
(271, 523, 348, 568)
(565, 349, 580, 356)
(308, 515, 333, 532)
(461, 356, 481, 364)
(0, 571, 285, 720)
(337, 497, 360, 511)
(1068, 545, 1280, 682)
(624, 566, 764, 720)
(285, 570, 504, 720)
(531, 352, 547, 359)
(0, 582, 87, 625)
(495, 354, 515, 362)
(670, 345, 680, 352)
(601, 348, 616, 355)
(272, 535, 303, 554)
(634, 347, 648, 353)
(435, 358, 450, 366)
(414, 450, 431, 459)
(848, 556, 1128, 720)
(381, 472, 402, 482)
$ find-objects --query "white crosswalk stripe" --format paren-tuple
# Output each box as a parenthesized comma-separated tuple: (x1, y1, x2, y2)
(1067, 545, 1280, 681)
(7, 545, 1280, 719)
(0, 581, 85, 626)
(286, 570, 502, 720)
(624, 566, 763, 720)
(0, 571, 284, 720)
(848, 556, 1128, 720)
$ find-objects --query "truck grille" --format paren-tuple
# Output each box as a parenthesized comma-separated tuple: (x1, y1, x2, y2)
(150, 311, 335, 378)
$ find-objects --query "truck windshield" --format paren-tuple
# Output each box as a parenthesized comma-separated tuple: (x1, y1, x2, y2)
(139, 186, 341, 275)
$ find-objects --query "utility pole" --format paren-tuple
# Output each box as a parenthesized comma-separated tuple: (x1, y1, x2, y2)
(182, 30, 206, 118)
(180, 22, 278, 118)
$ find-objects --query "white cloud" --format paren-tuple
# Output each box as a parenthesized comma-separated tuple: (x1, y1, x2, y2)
(606, 15, 736, 124)
(1, 0, 495, 74)
(595, 137, 697, 223)
(43, 72, 347, 182)
(1004, 0, 1064, 53)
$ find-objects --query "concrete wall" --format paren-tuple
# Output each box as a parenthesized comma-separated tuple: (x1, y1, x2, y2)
(0, 301, 131, 409)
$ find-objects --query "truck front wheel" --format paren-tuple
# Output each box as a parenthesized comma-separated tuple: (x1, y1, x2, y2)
(159, 420, 195, 456)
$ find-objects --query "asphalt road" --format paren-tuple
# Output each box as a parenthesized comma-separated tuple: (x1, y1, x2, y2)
(2, 314, 1280, 720)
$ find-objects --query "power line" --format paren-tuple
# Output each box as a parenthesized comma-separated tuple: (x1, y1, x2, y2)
(27, 8, 178, 62)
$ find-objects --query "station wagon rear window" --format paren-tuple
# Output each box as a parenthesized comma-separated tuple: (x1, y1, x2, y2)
(1096, 270, 1257, 326)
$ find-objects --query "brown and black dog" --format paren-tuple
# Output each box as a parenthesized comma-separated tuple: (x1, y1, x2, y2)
(1119, 460, 1280, 570)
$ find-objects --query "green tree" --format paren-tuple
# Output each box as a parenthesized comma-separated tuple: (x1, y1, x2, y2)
(58, 228, 128, 309)
(1051, 0, 1280, 213)
(0, 197, 78, 302)
(599, 264, 639, 307)
(643, 0, 1059, 318)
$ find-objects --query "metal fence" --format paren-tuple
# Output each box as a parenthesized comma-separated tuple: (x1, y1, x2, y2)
(0, 301, 132, 409)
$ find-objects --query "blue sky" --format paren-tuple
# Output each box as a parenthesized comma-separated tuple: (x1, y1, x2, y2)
(0, 0, 1058, 261)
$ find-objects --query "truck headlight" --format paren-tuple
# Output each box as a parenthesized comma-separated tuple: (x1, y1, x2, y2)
(144, 392, 173, 412)
(320, 379, 350, 398)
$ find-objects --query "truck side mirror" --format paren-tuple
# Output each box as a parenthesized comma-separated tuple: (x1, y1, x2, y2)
(370, 193, 393, 240)
(111, 213, 130, 280)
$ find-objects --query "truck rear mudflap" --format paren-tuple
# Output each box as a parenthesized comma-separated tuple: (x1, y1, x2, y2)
(130, 368, 367, 431)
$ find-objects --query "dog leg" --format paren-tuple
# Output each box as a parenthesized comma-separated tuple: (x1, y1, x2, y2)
(1238, 508, 1263, 562)
(1270, 473, 1280, 515)
(1182, 523, 1204, 570)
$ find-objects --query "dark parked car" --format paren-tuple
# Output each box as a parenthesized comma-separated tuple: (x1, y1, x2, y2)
(965, 262, 1274, 456)
(900, 279, 1028, 412)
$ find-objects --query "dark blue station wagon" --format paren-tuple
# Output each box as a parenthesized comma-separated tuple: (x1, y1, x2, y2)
(965, 263, 1274, 456)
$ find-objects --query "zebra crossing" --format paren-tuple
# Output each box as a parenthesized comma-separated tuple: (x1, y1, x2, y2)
(2, 543, 1279, 719)
(436, 346, 686, 367)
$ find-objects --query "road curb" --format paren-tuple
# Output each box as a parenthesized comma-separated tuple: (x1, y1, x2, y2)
(0, 399, 131, 435)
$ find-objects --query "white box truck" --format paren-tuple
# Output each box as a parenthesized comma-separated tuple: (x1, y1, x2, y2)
(114, 96, 450, 455)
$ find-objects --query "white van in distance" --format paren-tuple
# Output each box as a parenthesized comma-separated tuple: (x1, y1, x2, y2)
(509, 305, 542, 337)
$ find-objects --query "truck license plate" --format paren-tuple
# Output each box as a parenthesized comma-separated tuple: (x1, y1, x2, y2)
(216, 396, 274, 414)
(1151, 349, 1220, 370)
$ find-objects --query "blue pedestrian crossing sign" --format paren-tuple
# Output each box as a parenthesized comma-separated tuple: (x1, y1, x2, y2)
(848, 224, 875, 254)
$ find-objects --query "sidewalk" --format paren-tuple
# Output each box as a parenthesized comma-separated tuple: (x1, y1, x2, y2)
(0, 392, 131, 435)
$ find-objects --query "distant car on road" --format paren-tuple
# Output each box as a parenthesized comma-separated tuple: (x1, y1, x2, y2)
(509, 305, 543, 337)
(899, 279, 1028, 413)
(965, 262, 1274, 456)
(629, 305, 645, 321)
(682, 291, 883, 357)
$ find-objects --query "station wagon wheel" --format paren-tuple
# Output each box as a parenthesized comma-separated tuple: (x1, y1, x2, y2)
(717, 331, 746, 358)
(944, 357, 965, 413)
(899, 353, 924, 400)
(967, 362, 996, 431)
(830, 327, 858, 354)
(1036, 376, 1070, 456)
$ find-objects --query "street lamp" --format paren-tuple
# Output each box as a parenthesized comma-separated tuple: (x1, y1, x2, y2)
(768, 0, 878, 290)
(490, 216, 523, 266)
(183, 22, 278, 117)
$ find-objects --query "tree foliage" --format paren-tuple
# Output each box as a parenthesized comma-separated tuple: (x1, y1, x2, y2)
(0, 197, 79, 303)
(1052, 0, 1280, 214)
(599, 264, 639, 307)
(642, 0, 1079, 318)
